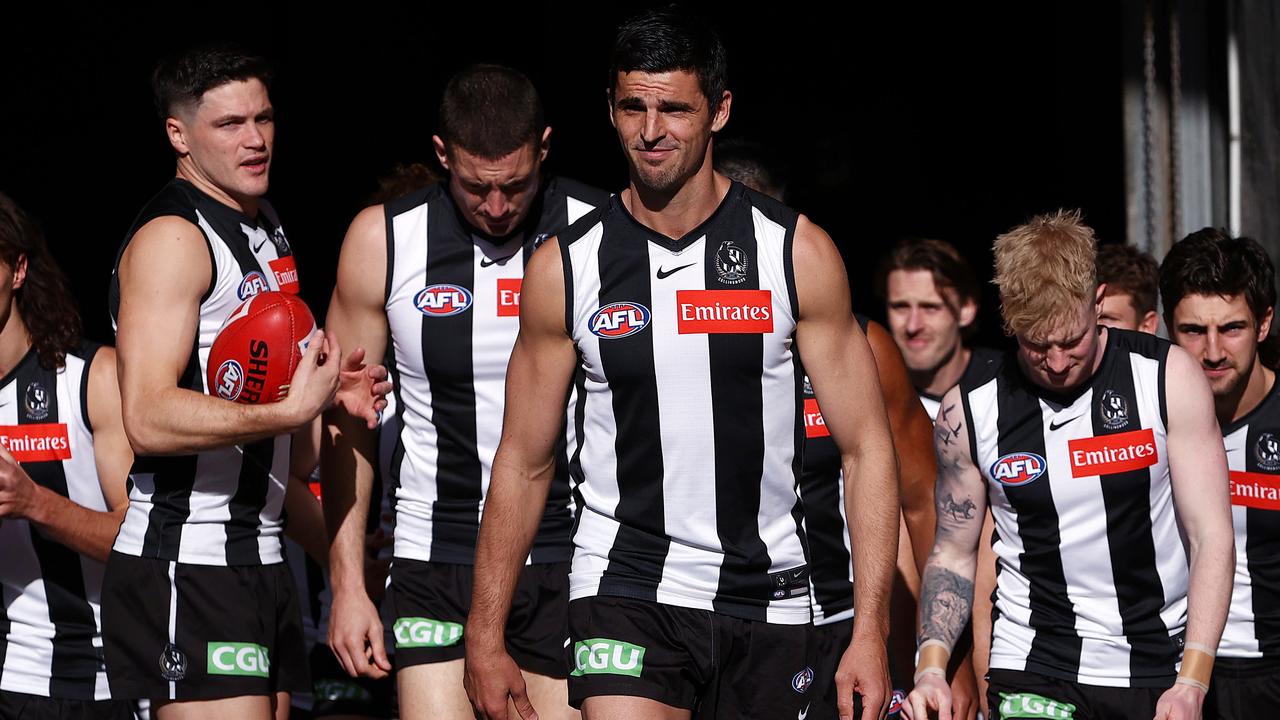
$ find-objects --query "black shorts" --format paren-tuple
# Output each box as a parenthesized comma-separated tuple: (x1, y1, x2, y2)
(1204, 656, 1280, 720)
(101, 552, 309, 701)
(987, 669, 1167, 719)
(308, 643, 397, 718)
(386, 558, 569, 677)
(566, 596, 813, 718)
(0, 690, 134, 720)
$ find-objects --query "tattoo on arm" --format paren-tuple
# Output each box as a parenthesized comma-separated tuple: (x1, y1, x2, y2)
(919, 565, 975, 649)
(939, 493, 976, 521)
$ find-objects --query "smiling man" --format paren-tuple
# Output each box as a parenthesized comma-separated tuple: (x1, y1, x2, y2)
(463, 8, 899, 720)
(1161, 229, 1280, 720)
(321, 64, 606, 720)
(904, 210, 1233, 720)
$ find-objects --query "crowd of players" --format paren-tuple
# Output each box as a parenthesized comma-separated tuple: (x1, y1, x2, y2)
(0, 6, 1275, 720)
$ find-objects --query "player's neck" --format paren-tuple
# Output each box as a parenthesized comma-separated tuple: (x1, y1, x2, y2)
(175, 161, 260, 217)
(917, 344, 972, 398)
(1221, 358, 1275, 426)
(0, 308, 33, 380)
(623, 163, 729, 241)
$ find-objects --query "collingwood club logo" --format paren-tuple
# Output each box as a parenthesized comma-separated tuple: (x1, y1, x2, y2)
(714, 240, 749, 285)
(159, 642, 187, 681)
(1257, 432, 1280, 471)
(23, 382, 48, 421)
(1099, 389, 1129, 430)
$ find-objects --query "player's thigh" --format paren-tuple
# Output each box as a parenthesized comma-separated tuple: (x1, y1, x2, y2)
(396, 659, 472, 720)
(581, 695, 691, 720)
(154, 694, 274, 720)
(523, 669, 580, 720)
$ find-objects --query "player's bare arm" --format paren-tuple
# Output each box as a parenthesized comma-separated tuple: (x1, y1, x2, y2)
(0, 346, 132, 564)
(116, 216, 342, 455)
(464, 237, 576, 720)
(793, 216, 898, 720)
(903, 386, 987, 720)
(1155, 345, 1234, 720)
(320, 203, 394, 679)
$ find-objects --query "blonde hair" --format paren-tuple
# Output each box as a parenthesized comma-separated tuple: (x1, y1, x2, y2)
(993, 209, 1098, 336)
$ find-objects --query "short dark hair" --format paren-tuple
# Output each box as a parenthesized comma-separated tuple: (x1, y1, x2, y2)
(0, 193, 82, 369)
(1160, 227, 1276, 329)
(609, 5, 728, 112)
(1097, 243, 1159, 316)
(367, 162, 442, 205)
(713, 138, 787, 202)
(152, 44, 272, 120)
(437, 64, 545, 160)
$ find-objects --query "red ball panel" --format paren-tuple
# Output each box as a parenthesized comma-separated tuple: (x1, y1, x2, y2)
(207, 291, 316, 405)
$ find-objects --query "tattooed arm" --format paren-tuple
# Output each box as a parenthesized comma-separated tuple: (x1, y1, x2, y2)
(904, 386, 988, 720)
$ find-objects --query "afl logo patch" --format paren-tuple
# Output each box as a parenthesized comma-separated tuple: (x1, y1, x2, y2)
(23, 382, 48, 421)
(238, 271, 270, 300)
(792, 666, 814, 693)
(213, 360, 245, 401)
(414, 284, 473, 317)
(990, 451, 1047, 486)
(1099, 389, 1130, 430)
(589, 302, 651, 339)
(1257, 433, 1280, 472)
(714, 240, 749, 285)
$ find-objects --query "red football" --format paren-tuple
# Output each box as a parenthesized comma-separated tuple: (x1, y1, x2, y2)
(207, 291, 316, 404)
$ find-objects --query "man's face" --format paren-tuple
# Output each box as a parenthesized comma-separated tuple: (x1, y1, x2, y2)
(885, 269, 975, 374)
(435, 131, 548, 238)
(168, 78, 274, 203)
(1170, 293, 1272, 399)
(1014, 291, 1104, 392)
(610, 70, 730, 194)
(1098, 287, 1158, 334)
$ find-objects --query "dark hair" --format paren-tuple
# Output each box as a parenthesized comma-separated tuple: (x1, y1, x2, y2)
(152, 44, 273, 119)
(713, 138, 787, 202)
(0, 193, 82, 369)
(876, 237, 980, 339)
(1096, 243, 1159, 316)
(609, 5, 728, 111)
(1160, 227, 1277, 329)
(437, 64, 545, 160)
(367, 163, 442, 205)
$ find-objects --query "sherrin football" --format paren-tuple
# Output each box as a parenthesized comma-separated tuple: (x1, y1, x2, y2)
(207, 291, 316, 404)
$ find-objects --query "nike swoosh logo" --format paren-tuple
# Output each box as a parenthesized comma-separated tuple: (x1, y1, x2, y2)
(656, 263, 695, 279)
(251, 238, 268, 253)
(798, 704, 809, 720)
(1048, 414, 1084, 431)
(481, 253, 518, 268)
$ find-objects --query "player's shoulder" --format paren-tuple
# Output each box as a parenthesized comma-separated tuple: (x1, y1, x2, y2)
(544, 175, 611, 209)
(383, 182, 443, 220)
(962, 349, 1010, 395)
(1105, 326, 1171, 362)
(555, 196, 613, 248)
(736, 182, 800, 229)
(129, 179, 202, 228)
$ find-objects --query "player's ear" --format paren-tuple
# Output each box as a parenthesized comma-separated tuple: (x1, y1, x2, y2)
(1095, 283, 1108, 311)
(710, 90, 732, 132)
(1259, 306, 1274, 341)
(11, 254, 26, 291)
(165, 116, 189, 156)
(958, 297, 978, 329)
(432, 136, 451, 171)
(606, 87, 617, 129)
(539, 126, 552, 163)
(1139, 310, 1159, 335)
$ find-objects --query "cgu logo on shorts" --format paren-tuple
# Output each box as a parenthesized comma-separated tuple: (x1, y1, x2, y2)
(1229, 470, 1280, 510)
(497, 278, 522, 317)
(675, 289, 773, 334)
(1067, 428, 1158, 478)
(206, 642, 270, 678)
(0, 423, 72, 463)
(997, 692, 1076, 720)
(415, 284, 473, 317)
(393, 617, 463, 648)
(571, 638, 645, 677)
(589, 302, 651, 339)
(990, 452, 1047, 486)
(804, 399, 829, 438)
(238, 271, 270, 300)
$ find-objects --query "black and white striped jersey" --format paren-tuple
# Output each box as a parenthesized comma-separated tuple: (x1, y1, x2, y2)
(963, 328, 1186, 687)
(1220, 379, 1280, 659)
(797, 315, 868, 626)
(0, 343, 112, 700)
(561, 182, 811, 624)
(108, 179, 297, 566)
(383, 177, 607, 564)
(918, 346, 1002, 422)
